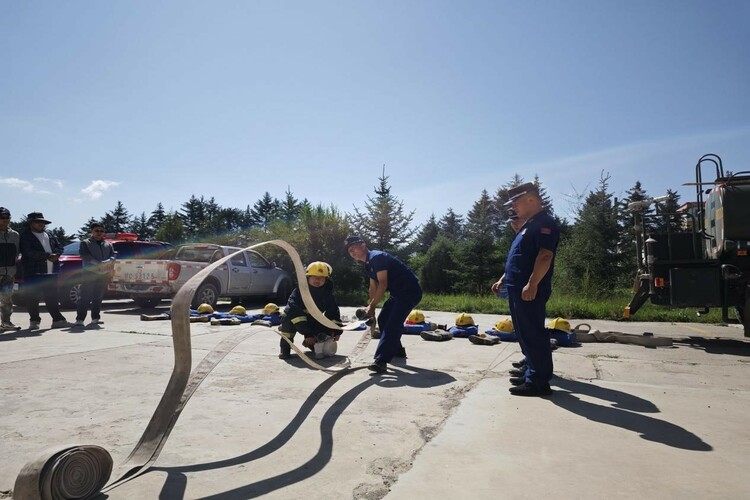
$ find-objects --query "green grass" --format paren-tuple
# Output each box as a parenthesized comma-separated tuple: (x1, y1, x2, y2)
(415, 290, 729, 324)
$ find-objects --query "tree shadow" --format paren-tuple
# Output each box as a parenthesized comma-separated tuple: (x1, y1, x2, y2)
(674, 336, 750, 357)
(551, 378, 712, 451)
(144, 365, 455, 499)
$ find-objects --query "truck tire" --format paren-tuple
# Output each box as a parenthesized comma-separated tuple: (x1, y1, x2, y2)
(59, 283, 81, 308)
(192, 282, 219, 309)
(275, 280, 291, 305)
(134, 298, 162, 308)
(740, 288, 750, 338)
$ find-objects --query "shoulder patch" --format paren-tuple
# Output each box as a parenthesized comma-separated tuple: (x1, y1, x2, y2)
(540, 227, 551, 234)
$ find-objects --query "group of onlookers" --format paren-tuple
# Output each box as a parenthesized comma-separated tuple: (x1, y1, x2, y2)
(0, 208, 114, 332)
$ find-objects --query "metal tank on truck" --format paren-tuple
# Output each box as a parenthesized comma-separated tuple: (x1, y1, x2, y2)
(624, 153, 750, 336)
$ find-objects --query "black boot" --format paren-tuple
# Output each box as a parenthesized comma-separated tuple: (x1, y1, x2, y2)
(279, 338, 291, 359)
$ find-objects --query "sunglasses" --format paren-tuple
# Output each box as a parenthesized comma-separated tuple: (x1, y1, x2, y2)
(92, 229, 105, 233)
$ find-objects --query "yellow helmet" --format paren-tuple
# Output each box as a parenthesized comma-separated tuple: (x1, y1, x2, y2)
(455, 312, 475, 327)
(197, 303, 214, 314)
(548, 317, 571, 331)
(495, 318, 514, 333)
(262, 302, 280, 315)
(229, 305, 247, 316)
(306, 261, 332, 278)
(407, 309, 425, 324)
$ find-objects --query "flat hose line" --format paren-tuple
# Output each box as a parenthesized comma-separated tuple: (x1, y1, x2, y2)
(13, 240, 371, 500)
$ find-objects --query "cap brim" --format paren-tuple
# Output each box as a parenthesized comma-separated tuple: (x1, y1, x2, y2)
(32, 219, 51, 224)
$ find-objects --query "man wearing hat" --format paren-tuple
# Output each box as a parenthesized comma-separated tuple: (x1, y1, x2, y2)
(0, 207, 22, 331)
(345, 235, 422, 373)
(19, 212, 72, 329)
(492, 182, 560, 396)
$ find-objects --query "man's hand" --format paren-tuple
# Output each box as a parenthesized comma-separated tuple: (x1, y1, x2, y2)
(522, 281, 538, 301)
(303, 337, 316, 348)
(48, 254, 60, 262)
(491, 278, 504, 294)
(365, 304, 376, 318)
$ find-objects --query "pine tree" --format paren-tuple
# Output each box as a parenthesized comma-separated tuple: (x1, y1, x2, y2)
(106, 201, 130, 233)
(653, 189, 683, 234)
(556, 173, 625, 296)
(155, 212, 186, 244)
(50, 227, 75, 246)
(439, 209, 464, 240)
(131, 212, 153, 240)
(149, 203, 166, 235)
(249, 192, 281, 230)
(415, 214, 440, 254)
(454, 190, 501, 294)
(348, 167, 416, 255)
(279, 186, 302, 224)
(180, 195, 206, 237)
(417, 235, 458, 293)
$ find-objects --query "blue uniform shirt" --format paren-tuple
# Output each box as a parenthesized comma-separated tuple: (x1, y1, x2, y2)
(504, 211, 560, 293)
(365, 250, 421, 297)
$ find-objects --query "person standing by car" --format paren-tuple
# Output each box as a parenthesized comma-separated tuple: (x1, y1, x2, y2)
(345, 235, 422, 373)
(0, 207, 21, 332)
(75, 222, 115, 327)
(19, 212, 72, 330)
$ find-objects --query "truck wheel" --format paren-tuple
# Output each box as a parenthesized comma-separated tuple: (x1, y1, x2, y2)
(192, 282, 219, 309)
(59, 284, 81, 308)
(740, 289, 750, 338)
(134, 298, 162, 308)
(275, 280, 291, 305)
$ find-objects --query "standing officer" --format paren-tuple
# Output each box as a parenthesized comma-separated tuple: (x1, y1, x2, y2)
(0, 207, 21, 331)
(19, 212, 72, 330)
(75, 222, 115, 327)
(492, 182, 560, 396)
(345, 235, 422, 373)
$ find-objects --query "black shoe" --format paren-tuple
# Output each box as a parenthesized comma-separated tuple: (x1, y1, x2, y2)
(508, 368, 525, 377)
(368, 360, 387, 373)
(279, 351, 291, 359)
(394, 347, 407, 358)
(512, 359, 527, 368)
(509, 383, 552, 397)
(509, 376, 525, 386)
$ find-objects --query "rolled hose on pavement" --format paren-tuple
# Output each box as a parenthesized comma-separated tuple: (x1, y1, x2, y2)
(13, 240, 369, 499)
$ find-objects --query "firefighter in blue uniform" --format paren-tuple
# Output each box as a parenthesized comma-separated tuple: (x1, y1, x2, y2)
(492, 182, 560, 396)
(345, 235, 422, 373)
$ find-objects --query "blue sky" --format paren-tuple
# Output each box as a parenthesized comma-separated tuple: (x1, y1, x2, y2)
(2, 0, 748, 235)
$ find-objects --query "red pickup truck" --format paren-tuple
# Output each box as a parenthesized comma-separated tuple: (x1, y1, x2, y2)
(55, 233, 173, 307)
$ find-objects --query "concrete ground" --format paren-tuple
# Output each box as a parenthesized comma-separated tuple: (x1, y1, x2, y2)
(1, 301, 748, 499)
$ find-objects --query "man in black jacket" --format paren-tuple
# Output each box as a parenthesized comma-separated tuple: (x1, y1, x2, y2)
(75, 222, 115, 327)
(0, 207, 21, 331)
(19, 212, 72, 330)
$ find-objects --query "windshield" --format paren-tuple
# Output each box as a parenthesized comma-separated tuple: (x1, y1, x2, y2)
(62, 242, 80, 255)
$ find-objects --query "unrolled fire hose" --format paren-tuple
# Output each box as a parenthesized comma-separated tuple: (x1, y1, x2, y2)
(13, 240, 371, 500)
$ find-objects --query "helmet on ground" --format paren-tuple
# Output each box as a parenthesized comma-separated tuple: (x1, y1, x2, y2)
(495, 318, 514, 333)
(548, 317, 571, 331)
(407, 310, 425, 324)
(197, 303, 214, 314)
(455, 312, 475, 327)
(306, 261, 332, 278)
(263, 302, 280, 315)
(229, 305, 247, 316)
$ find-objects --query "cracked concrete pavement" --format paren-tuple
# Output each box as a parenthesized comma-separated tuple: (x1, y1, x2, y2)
(1, 302, 748, 499)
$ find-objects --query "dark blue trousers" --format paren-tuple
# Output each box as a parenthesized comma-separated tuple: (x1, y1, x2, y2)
(375, 290, 422, 363)
(507, 286, 553, 387)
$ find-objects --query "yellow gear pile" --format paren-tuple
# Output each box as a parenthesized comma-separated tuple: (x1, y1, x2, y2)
(229, 305, 247, 316)
(407, 309, 425, 323)
(455, 312, 475, 326)
(495, 318, 514, 332)
(262, 302, 280, 315)
(548, 317, 571, 331)
(196, 303, 214, 314)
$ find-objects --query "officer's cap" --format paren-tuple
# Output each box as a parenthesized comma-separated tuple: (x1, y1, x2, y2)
(503, 182, 539, 207)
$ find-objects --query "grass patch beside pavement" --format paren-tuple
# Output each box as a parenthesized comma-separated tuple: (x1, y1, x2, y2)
(417, 290, 727, 325)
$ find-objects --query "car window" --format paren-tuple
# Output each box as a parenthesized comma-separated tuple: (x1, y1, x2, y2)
(230, 252, 247, 266)
(113, 242, 137, 259)
(248, 251, 270, 268)
(62, 242, 80, 255)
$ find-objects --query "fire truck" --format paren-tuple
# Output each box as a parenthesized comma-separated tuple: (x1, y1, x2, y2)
(625, 153, 750, 336)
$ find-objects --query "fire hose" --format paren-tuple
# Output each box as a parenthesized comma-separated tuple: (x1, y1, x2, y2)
(13, 240, 370, 499)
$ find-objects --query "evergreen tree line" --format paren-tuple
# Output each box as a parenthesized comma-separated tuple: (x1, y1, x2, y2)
(9, 171, 684, 300)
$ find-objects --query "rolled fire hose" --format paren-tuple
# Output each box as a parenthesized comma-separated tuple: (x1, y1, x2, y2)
(13, 240, 370, 499)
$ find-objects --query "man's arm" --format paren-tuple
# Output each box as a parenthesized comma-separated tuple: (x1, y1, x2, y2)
(521, 249, 554, 301)
(366, 270, 388, 318)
